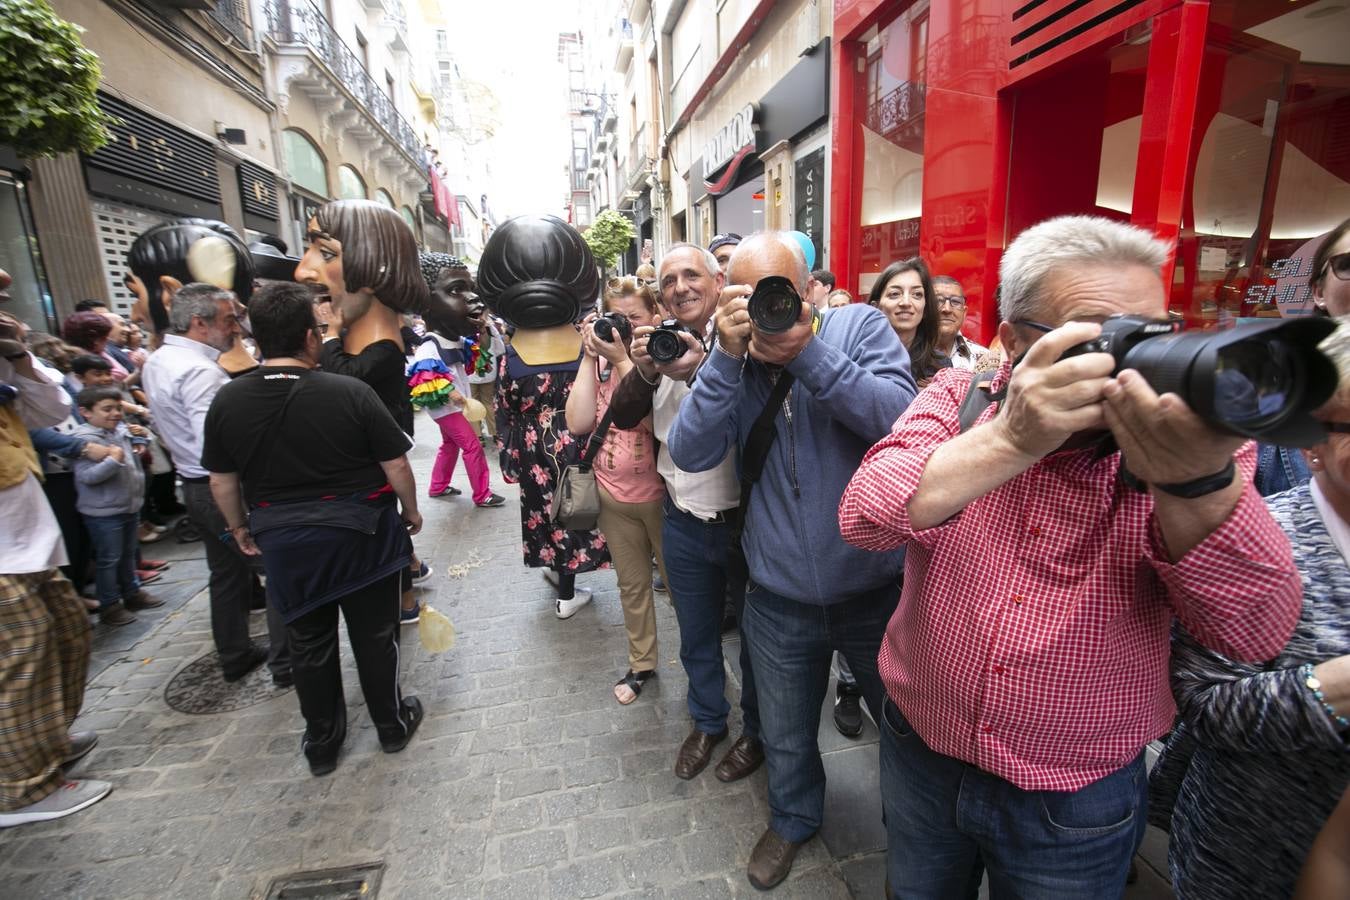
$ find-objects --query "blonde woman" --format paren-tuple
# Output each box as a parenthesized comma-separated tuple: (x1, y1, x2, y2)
(566, 277, 668, 704)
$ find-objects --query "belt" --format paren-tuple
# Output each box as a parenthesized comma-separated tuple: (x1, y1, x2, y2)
(181, 475, 210, 484)
(671, 503, 734, 525)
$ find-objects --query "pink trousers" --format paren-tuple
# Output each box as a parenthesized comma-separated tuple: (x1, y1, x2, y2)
(429, 412, 491, 503)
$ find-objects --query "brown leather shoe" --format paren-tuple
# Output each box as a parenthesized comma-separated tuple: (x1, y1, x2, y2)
(714, 734, 764, 783)
(124, 590, 165, 611)
(673, 727, 727, 780)
(747, 827, 808, 890)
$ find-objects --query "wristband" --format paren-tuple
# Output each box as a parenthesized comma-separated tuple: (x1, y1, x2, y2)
(1301, 663, 1350, 730)
(1155, 460, 1236, 498)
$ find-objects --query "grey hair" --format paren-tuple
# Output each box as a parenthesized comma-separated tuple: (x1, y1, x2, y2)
(728, 232, 810, 293)
(931, 275, 964, 293)
(998, 216, 1170, 323)
(661, 242, 721, 279)
(169, 283, 234, 334)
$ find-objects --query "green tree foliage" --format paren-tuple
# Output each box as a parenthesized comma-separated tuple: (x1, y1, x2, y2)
(0, 0, 114, 158)
(583, 209, 636, 272)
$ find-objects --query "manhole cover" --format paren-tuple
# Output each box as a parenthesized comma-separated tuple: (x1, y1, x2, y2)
(163, 647, 289, 714)
(265, 862, 384, 899)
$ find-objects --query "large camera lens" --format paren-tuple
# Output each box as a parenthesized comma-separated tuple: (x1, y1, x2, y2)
(593, 313, 631, 344)
(747, 276, 803, 334)
(1110, 316, 1336, 447)
(648, 325, 688, 364)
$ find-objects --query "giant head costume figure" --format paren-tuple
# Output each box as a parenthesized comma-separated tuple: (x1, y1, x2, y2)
(295, 199, 442, 354)
(127, 218, 255, 335)
(475, 215, 599, 364)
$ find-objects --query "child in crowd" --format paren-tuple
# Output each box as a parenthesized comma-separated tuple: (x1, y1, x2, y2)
(72, 386, 165, 626)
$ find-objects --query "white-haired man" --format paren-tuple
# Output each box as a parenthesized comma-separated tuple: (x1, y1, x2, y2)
(840, 215, 1303, 897)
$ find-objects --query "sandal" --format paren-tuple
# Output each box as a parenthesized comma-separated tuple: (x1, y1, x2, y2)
(614, 669, 656, 706)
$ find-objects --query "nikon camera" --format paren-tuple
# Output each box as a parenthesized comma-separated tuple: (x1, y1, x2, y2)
(647, 320, 697, 364)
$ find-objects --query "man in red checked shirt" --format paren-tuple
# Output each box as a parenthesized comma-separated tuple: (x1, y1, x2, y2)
(838, 215, 1302, 899)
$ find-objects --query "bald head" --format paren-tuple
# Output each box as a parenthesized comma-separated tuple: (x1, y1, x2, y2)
(727, 233, 810, 298)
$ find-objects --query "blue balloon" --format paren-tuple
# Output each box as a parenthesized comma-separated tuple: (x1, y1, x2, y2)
(788, 230, 816, 270)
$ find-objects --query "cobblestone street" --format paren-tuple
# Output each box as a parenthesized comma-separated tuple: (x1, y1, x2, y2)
(0, 436, 1174, 898)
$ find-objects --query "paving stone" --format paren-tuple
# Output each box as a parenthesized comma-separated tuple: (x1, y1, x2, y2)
(573, 812, 632, 855)
(498, 766, 562, 800)
(548, 856, 622, 899)
(667, 877, 736, 899)
(563, 755, 620, 788)
(681, 825, 747, 875)
(615, 840, 688, 891)
(491, 797, 543, 834)
(633, 805, 694, 842)
(497, 827, 569, 872)
(544, 785, 602, 823)
(479, 869, 547, 898)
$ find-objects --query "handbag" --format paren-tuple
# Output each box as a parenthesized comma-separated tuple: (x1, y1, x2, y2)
(549, 408, 614, 531)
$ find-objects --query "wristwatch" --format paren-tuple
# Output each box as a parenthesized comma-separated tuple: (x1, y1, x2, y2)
(1155, 460, 1237, 498)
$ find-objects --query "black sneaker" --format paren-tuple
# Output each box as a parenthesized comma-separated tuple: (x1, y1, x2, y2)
(833, 684, 864, 738)
(475, 493, 506, 508)
(381, 696, 424, 753)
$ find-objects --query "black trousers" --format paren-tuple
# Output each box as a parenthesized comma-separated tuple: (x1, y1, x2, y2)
(288, 571, 406, 758)
(181, 481, 289, 677)
(42, 473, 90, 592)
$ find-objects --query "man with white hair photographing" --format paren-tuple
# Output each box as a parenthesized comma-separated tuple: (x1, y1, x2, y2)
(840, 215, 1304, 898)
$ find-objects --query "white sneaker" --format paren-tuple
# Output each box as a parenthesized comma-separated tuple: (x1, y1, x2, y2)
(0, 780, 112, 828)
(555, 588, 593, 619)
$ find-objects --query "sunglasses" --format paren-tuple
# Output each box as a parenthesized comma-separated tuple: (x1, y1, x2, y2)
(1321, 251, 1350, 283)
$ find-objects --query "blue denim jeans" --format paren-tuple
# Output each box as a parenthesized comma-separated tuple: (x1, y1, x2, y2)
(741, 580, 898, 842)
(85, 512, 140, 609)
(660, 500, 758, 740)
(880, 698, 1147, 899)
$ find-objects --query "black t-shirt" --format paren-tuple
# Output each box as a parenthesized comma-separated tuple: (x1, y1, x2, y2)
(202, 367, 412, 506)
(319, 338, 414, 435)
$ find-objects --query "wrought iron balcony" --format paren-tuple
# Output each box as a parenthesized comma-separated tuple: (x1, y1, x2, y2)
(382, 0, 409, 53)
(264, 0, 426, 170)
(864, 81, 926, 144)
(205, 0, 251, 44)
(625, 126, 652, 193)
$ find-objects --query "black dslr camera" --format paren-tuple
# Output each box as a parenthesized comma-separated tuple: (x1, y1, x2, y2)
(647, 319, 696, 364)
(592, 313, 632, 345)
(1060, 315, 1336, 447)
(747, 275, 805, 334)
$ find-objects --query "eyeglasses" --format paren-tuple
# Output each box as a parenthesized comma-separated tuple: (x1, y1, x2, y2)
(1326, 422, 1350, 435)
(935, 295, 966, 309)
(1322, 251, 1350, 283)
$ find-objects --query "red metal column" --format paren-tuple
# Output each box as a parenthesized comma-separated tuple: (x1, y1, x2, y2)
(829, 36, 864, 294)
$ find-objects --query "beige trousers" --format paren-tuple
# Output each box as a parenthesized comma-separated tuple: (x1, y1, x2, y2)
(596, 485, 666, 672)
(469, 381, 497, 438)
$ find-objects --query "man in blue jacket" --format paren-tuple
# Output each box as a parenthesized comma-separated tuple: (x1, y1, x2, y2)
(667, 233, 915, 890)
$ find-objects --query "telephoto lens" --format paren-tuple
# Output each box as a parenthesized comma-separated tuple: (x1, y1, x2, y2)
(1061, 315, 1337, 447)
(747, 276, 804, 334)
(647, 320, 692, 364)
(592, 313, 632, 344)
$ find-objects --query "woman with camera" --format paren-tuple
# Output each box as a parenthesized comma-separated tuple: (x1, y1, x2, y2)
(1150, 319, 1350, 899)
(867, 258, 947, 387)
(566, 277, 669, 705)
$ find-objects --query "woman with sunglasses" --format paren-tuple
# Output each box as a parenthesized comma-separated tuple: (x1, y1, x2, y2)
(1151, 320, 1350, 900)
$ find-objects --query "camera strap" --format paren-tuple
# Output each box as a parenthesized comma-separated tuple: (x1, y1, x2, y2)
(957, 371, 1000, 433)
(738, 370, 796, 503)
(578, 408, 615, 472)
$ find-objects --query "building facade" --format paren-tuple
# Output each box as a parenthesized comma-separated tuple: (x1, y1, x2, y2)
(831, 0, 1350, 343)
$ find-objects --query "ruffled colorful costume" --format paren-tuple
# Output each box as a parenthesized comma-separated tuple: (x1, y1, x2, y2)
(407, 340, 455, 412)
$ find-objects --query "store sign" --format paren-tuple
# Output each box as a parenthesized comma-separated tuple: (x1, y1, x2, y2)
(793, 149, 825, 268)
(702, 104, 759, 196)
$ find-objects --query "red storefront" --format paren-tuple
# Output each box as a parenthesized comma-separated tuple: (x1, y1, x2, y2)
(830, 0, 1350, 344)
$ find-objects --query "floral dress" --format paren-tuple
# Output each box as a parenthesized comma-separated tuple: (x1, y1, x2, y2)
(495, 346, 609, 573)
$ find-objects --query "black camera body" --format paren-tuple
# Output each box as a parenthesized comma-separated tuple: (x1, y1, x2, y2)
(592, 312, 632, 345)
(747, 275, 804, 334)
(1058, 314, 1336, 447)
(648, 319, 696, 364)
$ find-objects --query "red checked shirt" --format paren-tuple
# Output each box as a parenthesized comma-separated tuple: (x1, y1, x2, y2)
(839, 365, 1302, 791)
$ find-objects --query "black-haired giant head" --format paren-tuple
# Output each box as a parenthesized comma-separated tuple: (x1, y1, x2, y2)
(476, 215, 598, 329)
(127, 218, 255, 334)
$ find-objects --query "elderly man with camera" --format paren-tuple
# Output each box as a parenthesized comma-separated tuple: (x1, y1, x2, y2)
(839, 215, 1306, 898)
(605, 242, 769, 787)
(666, 233, 917, 889)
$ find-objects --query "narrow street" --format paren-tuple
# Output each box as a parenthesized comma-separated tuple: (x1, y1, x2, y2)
(0, 437, 1174, 898)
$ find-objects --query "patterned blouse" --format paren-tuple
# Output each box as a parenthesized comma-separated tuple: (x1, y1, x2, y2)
(1153, 482, 1350, 899)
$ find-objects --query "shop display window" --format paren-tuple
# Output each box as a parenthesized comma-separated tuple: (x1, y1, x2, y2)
(0, 172, 53, 332)
(283, 129, 328, 198)
(1174, 0, 1350, 323)
(336, 165, 367, 201)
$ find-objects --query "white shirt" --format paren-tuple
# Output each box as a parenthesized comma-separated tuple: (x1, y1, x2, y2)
(652, 375, 739, 520)
(1311, 478, 1350, 567)
(141, 334, 230, 478)
(946, 334, 990, 371)
(2, 353, 69, 573)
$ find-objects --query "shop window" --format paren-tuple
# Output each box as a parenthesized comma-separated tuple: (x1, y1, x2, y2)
(1175, 0, 1350, 322)
(375, 188, 395, 208)
(282, 129, 327, 198)
(400, 205, 416, 232)
(0, 172, 53, 331)
(859, 9, 928, 291)
(337, 165, 367, 200)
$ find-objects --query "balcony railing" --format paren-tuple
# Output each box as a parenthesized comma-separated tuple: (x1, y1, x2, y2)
(206, 0, 251, 44)
(864, 81, 926, 143)
(265, 0, 425, 168)
(625, 130, 652, 193)
(383, 0, 409, 52)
